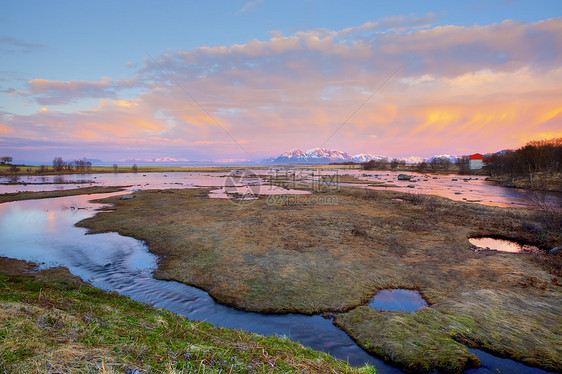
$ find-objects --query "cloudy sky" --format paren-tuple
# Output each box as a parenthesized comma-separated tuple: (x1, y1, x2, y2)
(1, 0, 561, 163)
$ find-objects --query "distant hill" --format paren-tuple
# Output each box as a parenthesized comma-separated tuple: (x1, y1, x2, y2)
(264, 148, 437, 165)
(427, 155, 458, 164)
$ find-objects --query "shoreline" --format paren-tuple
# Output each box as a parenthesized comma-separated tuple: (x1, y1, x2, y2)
(2, 164, 561, 193)
(75, 186, 561, 373)
(0, 257, 367, 373)
(0, 186, 127, 204)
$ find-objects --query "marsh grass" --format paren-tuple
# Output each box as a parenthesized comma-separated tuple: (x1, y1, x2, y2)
(76, 187, 561, 372)
(0, 186, 126, 204)
(0, 258, 370, 374)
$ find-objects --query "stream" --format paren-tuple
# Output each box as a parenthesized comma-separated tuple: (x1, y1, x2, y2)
(0, 171, 557, 373)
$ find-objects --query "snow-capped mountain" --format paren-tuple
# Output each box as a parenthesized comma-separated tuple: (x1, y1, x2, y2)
(304, 148, 354, 160)
(427, 155, 458, 164)
(352, 154, 389, 163)
(264, 148, 462, 165)
(119, 157, 190, 164)
(265, 148, 354, 164)
(264, 148, 391, 164)
(400, 156, 426, 164)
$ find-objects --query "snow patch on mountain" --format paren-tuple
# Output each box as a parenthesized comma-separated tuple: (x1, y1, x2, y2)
(265, 148, 426, 164)
(427, 154, 458, 164)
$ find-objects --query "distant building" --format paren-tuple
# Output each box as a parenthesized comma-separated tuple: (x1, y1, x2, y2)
(469, 153, 484, 170)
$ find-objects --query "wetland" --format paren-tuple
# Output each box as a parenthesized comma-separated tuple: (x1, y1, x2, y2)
(1, 169, 560, 373)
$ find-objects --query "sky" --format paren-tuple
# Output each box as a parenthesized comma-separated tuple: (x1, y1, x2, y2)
(1, 0, 561, 163)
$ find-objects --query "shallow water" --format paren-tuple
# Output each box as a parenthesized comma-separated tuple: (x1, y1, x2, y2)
(0, 194, 399, 372)
(467, 349, 552, 374)
(369, 289, 428, 312)
(1, 169, 561, 208)
(0, 186, 556, 373)
(0, 172, 227, 193)
(469, 237, 540, 253)
(298, 169, 562, 208)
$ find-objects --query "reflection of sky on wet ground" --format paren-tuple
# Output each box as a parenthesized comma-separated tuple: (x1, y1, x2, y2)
(466, 349, 552, 374)
(0, 194, 398, 372)
(0, 172, 229, 193)
(469, 237, 540, 253)
(299, 169, 562, 208)
(369, 289, 428, 312)
(1, 170, 561, 208)
(0, 180, 557, 373)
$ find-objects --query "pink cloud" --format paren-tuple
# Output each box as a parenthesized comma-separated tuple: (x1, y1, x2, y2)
(25, 77, 140, 105)
(2, 17, 562, 161)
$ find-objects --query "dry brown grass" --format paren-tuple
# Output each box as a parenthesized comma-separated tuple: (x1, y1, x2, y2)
(76, 187, 562, 372)
(0, 186, 126, 204)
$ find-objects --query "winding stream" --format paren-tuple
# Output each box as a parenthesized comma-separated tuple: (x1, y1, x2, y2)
(0, 194, 399, 372)
(0, 172, 557, 373)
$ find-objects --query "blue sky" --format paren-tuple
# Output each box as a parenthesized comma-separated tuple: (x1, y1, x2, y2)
(1, 0, 561, 162)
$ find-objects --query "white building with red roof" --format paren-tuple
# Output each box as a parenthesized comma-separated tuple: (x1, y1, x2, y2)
(469, 153, 484, 170)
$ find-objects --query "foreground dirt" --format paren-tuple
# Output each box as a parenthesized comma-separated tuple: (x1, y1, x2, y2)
(77, 187, 562, 373)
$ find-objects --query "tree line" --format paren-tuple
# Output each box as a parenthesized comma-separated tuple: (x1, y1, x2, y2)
(362, 156, 461, 173)
(52, 157, 93, 172)
(483, 138, 562, 178)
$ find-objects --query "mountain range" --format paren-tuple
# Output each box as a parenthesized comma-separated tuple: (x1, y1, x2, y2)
(263, 148, 446, 164)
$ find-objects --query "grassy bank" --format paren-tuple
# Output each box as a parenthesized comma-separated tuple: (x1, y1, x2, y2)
(0, 257, 373, 373)
(0, 186, 127, 204)
(486, 172, 562, 192)
(76, 187, 562, 372)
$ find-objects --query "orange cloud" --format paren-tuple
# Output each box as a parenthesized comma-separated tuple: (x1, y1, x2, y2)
(0, 123, 14, 134)
(3, 17, 562, 161)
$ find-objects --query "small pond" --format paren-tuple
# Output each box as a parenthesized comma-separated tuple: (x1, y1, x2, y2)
(469, 237, 541, 253)
(369, 289, 428, 312)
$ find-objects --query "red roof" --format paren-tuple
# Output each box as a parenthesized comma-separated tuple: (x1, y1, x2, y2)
(470, 153, 484, 160)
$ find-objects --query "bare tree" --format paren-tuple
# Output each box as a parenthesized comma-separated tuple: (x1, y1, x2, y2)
(75, 159, 86, 171)
(429, 158, 440, 172)
(113, 164, 118, 172)
(53, 157, 65, 172)
(457, 155, 470, 175)
(132, 164, 138, 173)
(377, 158, 389, 170)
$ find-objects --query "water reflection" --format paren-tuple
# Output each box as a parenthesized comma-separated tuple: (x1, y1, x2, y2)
(0, 194, 398, 373)
(368, 289, 428, 312)
(467, 349, 552, 374)
(1, 170, 561, 208)
(469, 237, 541, 253)
(0, 184, 556, 373)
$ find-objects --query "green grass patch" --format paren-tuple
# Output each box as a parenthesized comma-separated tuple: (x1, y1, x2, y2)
(0, 258, 372, 373)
